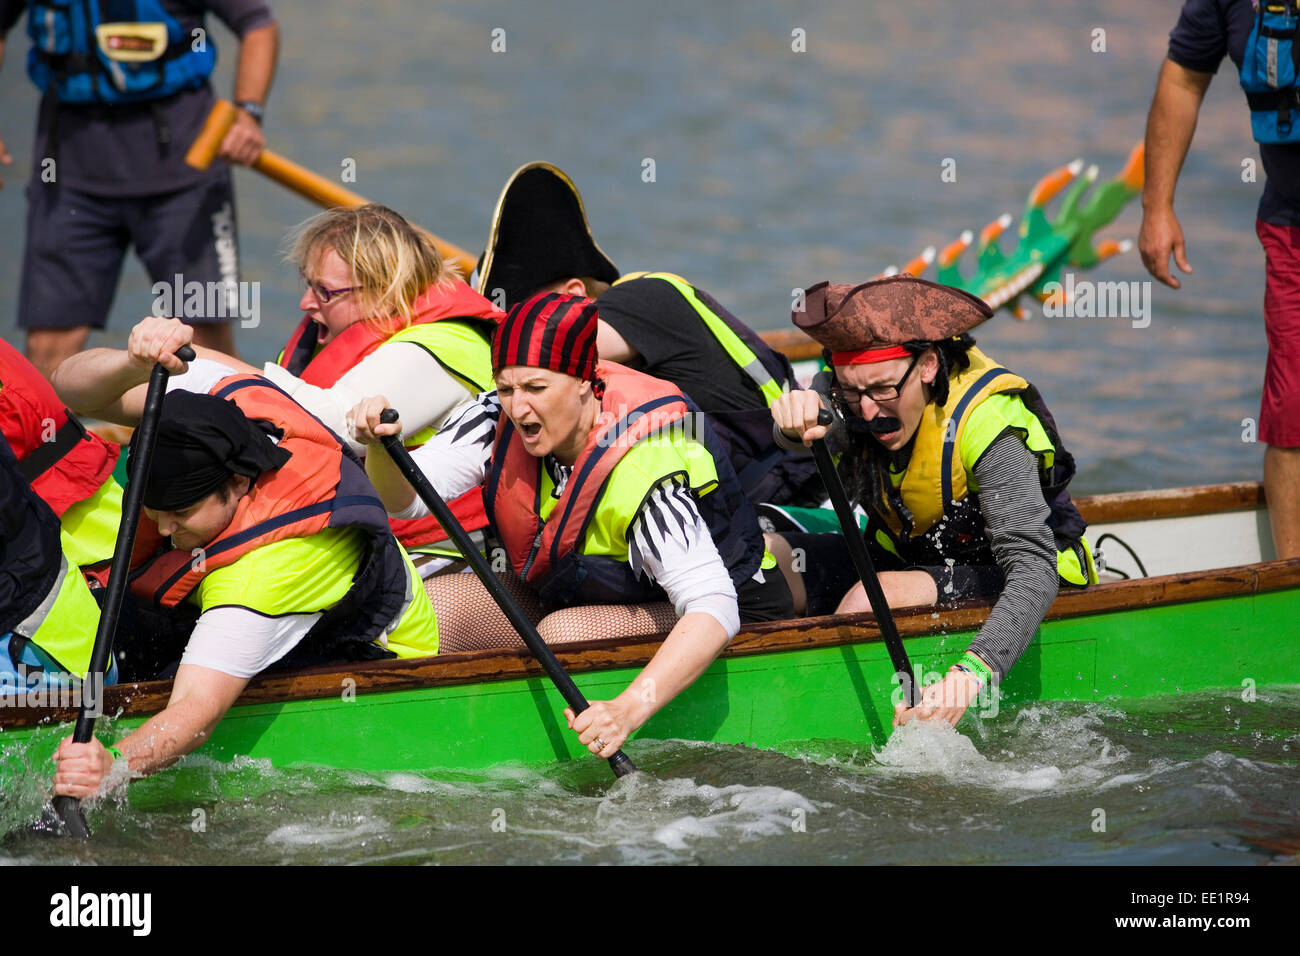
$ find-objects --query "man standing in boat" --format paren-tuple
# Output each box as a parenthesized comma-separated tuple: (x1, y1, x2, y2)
(765, 276, 1095, 727)
(351, 292, 794, 761)
(48, 317, 438, 800)
(474, 162, 822, 508)
(1139, 0, 1300, 561)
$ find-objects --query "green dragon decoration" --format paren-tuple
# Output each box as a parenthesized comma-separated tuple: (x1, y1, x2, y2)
(884, 142, 1145, 319)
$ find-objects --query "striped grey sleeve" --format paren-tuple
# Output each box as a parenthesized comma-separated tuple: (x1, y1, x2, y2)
(966, 429, 1060, 681)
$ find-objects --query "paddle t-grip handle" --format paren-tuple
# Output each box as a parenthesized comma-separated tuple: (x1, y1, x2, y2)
(377, 409, 638, 778)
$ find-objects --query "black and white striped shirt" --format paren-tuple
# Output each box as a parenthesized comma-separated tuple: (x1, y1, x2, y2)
(398, 392, 741, 636)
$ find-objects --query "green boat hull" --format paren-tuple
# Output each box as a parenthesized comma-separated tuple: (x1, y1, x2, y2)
(5, 585, 1296, 779)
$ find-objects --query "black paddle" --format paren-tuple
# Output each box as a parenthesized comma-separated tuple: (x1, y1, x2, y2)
(38, 345, 196, 838)
(810, 408, 918, 707)
(376, 408, 637, 779)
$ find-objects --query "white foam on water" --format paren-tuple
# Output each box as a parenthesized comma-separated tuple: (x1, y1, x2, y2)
(866, 702, 1142, 796)
(265, 816, 388, 847)
(873, 720, 1064, 791)
(490, 769, 822, 861)
(381, 772, 439, 793)
(640, 779, 817, 851)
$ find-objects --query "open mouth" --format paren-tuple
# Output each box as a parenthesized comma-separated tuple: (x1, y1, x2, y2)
(520, 422, 542, 440)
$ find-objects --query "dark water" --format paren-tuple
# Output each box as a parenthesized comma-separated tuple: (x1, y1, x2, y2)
(1, 2, 1294, 865)
(3, 689, 1298, 865)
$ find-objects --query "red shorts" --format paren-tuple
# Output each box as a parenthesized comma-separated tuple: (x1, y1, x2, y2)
(1256, 220, 1300, 447)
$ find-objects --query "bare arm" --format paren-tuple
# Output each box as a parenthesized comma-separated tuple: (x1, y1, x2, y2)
(233, 20, 278, 105)
(565, 477, 738, 756)
(1139, 58, 1214, 289)
(51, 317, 196, 423)
(596, 319, 638, 365)
(219, 20, 279, 165)
(351, 392, 496, 515)
(565, 612, 729, 758)
(110, 664, 248, 775)
(53, 664, 248, 797)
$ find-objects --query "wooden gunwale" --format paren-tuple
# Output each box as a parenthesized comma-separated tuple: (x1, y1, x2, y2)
(1073, 481, 1263, 523)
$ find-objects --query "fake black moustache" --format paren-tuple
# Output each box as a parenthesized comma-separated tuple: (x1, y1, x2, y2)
(842, 414, 903, 438)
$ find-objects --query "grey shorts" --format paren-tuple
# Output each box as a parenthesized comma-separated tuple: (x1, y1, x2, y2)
(17, 171, 239, 331)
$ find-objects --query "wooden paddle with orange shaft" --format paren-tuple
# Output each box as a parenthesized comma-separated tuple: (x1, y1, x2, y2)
(185, 100, 479, 278)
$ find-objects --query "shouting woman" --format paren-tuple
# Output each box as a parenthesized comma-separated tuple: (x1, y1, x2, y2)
(351, 292, 793, 760)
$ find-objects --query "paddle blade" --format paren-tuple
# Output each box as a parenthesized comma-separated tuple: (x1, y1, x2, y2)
(607, 750, 638, 778)
(29, 796, 90, 840)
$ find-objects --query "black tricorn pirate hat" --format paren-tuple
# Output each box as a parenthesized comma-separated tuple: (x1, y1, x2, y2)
(475, 162, 620, 309)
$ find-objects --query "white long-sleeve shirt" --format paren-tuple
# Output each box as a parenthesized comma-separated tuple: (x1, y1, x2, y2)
(397, 392, 742, 637)
(261, 341, 475, 457)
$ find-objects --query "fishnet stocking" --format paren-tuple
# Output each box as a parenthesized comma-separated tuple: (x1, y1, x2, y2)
(424, 571, 677, 652)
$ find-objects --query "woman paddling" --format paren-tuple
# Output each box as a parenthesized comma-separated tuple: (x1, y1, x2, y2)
(50, 319, 438, 798)
(766, 275, 1096, 727)
(192, 204, 505, 573)
(350, 292, 794, 760)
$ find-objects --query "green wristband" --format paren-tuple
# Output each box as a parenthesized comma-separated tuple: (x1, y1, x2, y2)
(107, 746, 124, 761)
(956, 651, 994, 688)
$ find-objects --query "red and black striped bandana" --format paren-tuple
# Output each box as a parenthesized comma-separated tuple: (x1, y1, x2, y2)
(492, 292, 599, 380)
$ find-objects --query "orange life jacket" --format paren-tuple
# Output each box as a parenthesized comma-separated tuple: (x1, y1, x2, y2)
(127, 375, 409, 660)
(0, 338, 118, 517)
(484, 361, 763, 607)
(277, 280, 505, 549)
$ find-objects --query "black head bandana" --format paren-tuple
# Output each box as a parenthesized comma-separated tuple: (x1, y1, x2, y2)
(131, 391, 291, 512)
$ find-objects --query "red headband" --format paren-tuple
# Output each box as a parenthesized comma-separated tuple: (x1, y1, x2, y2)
(829, 345, 912, 365)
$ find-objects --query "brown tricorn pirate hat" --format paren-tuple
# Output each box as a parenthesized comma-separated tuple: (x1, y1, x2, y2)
(475, 162, 620, 309)
(793, 275, 994, 363)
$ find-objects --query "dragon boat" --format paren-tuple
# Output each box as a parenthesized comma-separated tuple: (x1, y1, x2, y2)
(7, 145, 1294, 800)
(3, 481, 1296, 782)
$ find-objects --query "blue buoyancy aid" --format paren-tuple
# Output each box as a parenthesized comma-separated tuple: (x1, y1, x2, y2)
(1240, 1, 1300, 144)
(26, 0, 216, 105)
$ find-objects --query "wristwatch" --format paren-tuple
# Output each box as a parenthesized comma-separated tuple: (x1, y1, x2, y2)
(234, 100, 265, 124)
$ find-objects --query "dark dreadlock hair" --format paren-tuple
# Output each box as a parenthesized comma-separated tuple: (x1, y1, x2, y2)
(834, 333, 977, 518)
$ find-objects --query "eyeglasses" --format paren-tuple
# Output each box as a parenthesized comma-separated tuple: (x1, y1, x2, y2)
(300, 270, 357, 304)
(831, 353, 921, 407)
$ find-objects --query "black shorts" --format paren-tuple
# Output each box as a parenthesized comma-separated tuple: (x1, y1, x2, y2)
(737, 565, 796, 624)
(18, 171, 239, 331)
(780, 531, 1005, 617)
